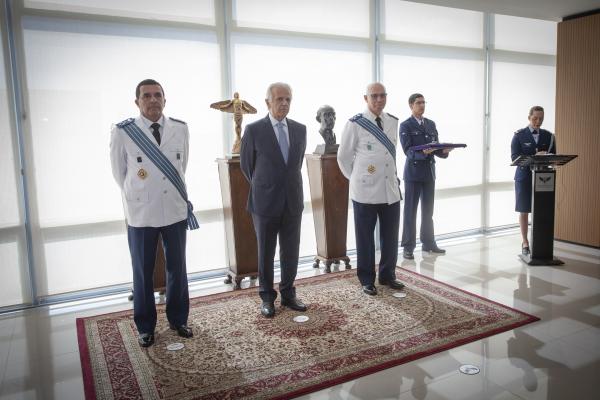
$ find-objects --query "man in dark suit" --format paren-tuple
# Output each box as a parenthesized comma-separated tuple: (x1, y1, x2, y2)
(511, 106, 556, 255)
(240, 82, 308, 318)
(399, 93, 451, 260)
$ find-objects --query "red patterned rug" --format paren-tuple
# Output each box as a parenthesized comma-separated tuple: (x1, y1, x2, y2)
(77, 267, 538, 399)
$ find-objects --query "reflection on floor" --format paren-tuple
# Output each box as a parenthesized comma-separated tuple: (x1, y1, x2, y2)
(0, 230, 598, 400)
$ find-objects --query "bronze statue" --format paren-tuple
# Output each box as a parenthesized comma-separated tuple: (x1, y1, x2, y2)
(314, 105, 339, 154)
(211, 92, 257, 154)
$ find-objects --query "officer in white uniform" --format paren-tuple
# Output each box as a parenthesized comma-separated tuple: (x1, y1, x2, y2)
(110, 79, 194, 347)
(338, 82, 405, 296)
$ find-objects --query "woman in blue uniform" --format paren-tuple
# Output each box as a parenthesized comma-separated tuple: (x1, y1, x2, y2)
(510, 106, 556, 255)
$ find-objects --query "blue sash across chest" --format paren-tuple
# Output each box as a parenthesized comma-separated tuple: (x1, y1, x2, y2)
(350, 114, 396, 160)
(117, 118, 199, 230)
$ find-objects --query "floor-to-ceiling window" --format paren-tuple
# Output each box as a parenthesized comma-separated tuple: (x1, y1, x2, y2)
(231, 0, 372, 256)
(488, 14, 557, 227)
(381, 1, 485, 235)
(0, 0, 558, 309)
(0, 4, 30, 307)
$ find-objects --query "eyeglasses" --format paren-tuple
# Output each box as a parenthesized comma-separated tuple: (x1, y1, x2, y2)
(368, 93, 387, 99)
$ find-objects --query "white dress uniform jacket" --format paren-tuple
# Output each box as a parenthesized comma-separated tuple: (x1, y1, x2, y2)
(110, 115, 189, 228)
(337, 109, 401, 205)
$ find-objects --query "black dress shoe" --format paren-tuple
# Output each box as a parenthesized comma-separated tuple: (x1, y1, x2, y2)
(403, 251, 414, 260)
(423, 246, 446, 254)
(138, 333, 154, 347)
(281, 297, 308, 312)
(522, 246, 530, 256)
(261, 301, 275, 318)
(169, 324, 193, 338)
(379, 279, 405, 290)
(362, 285, 378, 296)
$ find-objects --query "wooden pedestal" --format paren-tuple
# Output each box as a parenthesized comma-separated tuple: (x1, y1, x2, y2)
(127, 234, 165, 302)
(217, 157, 258, 289)
(153, 237, 166, 292)
(306, 153, 351, 273)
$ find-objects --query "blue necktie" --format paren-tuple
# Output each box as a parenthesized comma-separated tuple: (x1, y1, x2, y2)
(276, 122, 289, 164)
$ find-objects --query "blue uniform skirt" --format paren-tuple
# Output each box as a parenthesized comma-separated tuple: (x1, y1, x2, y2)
(515, 179, 532, 213)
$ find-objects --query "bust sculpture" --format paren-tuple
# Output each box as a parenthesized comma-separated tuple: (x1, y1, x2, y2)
(314, 105, 339, 154)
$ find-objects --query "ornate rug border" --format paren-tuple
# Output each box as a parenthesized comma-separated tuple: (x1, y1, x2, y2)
(78, 318, 98, 400)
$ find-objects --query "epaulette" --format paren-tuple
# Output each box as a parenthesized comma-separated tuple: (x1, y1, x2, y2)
(116, 118, 135, 128)
(169, 117, 187, 125)
(349, 113, 363, 122)
(387, 113, 399, 120)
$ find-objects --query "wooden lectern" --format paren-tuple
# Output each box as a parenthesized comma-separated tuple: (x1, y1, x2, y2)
(511, 154, 577, 265)
(306, 153, 351, 272)
(217, 157, 258, 288)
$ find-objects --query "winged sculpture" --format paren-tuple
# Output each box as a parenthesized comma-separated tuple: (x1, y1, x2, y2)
(210, 92, 257, 155)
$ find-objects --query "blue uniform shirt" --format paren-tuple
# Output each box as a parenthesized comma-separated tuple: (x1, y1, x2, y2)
(511, 127, 556, 181)
(399, 116, 448, 182)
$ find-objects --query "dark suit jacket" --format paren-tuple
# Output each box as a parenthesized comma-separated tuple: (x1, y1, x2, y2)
(511, 127, 556, 181)
(240, 115, 306, 217)
(399, 117, 448, 182)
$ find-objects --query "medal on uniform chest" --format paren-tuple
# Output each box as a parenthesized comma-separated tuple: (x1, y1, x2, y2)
(367, 164, 376, 174)
(137, 168, 147, 179)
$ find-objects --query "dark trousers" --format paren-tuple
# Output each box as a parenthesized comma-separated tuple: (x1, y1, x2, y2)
(127, 220, 189, 334)
(352, 200, 400, 286)
(251, 212, 302, 302)
(401, 180, 436, 251)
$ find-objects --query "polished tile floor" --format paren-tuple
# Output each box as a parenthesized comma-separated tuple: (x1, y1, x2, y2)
(0, 230, 598, 399)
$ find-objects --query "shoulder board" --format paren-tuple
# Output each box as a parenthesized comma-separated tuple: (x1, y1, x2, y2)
(386, 113, 398, 120)
(169, 117, 187, 125)
(514, 128, 525, 135)
(116, 118, 135, 128)
(349, 113, 363, 122)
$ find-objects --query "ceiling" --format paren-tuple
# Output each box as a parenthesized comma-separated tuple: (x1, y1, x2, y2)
(406, 0, 600, 21)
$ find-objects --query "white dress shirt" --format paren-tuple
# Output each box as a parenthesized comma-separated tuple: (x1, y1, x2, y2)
(268, 113, 290, 145)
